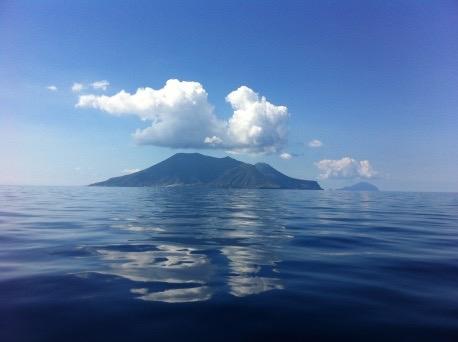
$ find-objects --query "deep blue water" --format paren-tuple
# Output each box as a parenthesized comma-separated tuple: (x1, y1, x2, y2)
(1, 186, 458, 341)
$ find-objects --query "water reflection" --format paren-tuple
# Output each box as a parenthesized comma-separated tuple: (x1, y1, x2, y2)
(222, 246, 283, 297)
(92, 244, 212, 303)
(220, 191, 285, 297)
(111, 222, 166, 233)
(96, 244, 208, 282)
(83, 189, 289, 303)
(131, 286, 212, 303)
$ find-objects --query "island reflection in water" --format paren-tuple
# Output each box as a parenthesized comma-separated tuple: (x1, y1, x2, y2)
(82, 188, 286, 303)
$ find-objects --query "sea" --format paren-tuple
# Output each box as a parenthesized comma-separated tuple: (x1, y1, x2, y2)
(1, 185, 457, 341)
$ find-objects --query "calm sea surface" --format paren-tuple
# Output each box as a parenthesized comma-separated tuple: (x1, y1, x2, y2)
(1, 186, 457, 341)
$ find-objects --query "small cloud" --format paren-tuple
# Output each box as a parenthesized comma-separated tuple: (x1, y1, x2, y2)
(122, 168, 140, 174)
(308, 139, 323, 148)
(225, 150, 241, 155)
(47, 85, 58, 91)
(315, 157, 377, 179)
(204, 136, 223, 145)
(280, 152, 292, 160)
(91, 80, 110, 91)
(72, 82, 84, 93)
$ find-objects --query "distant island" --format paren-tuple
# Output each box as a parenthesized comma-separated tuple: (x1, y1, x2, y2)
(339, 182, 379, 191)
(90, 153, 322, 190)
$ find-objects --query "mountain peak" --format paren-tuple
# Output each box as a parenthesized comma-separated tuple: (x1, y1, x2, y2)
(170, 152, 206, 158)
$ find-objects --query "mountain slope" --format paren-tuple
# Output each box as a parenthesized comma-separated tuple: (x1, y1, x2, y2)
(255, 163, 322, 189)
(90, 153, 322, 189)
(211, 164, 279, 188)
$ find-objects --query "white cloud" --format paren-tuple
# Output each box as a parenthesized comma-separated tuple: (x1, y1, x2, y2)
(315, 157, 377, 179)
(225, 86, 288, 153)
(72, 82, 84, 93)
(78, 79, 223, 148)
(76, 79, 289, 154)
(357, 160, 376, 178)
(47, 85, 58, 91)
(308, 139, 323, 148)
(91, 80, 110, 91)
(204, 136, 223, 145)
(122, 168, 140, 174)
(280, 152, 292, 160)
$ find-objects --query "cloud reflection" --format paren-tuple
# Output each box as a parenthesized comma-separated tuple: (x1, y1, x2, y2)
(93, 244, 213, 303)
(88, 190, 289, 302)
(131, 286, 212, 303)
(222, 246, 283, 297)
(111, 223, 166, 233)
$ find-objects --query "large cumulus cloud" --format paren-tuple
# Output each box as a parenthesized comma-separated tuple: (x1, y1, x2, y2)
(225, 86, 288, 153)
(76, 79, 288, 153)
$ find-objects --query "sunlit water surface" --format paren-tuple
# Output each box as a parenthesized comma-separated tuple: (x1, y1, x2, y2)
(1, 186, 458, 341)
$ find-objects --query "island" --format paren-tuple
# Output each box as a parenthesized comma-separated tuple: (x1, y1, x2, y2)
(90, 153, 322, 190)
(339, 182, 379, 191)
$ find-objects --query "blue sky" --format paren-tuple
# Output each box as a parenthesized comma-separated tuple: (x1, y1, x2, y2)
(1, 0, 457, 191)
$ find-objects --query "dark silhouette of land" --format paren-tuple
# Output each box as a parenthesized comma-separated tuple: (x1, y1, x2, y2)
(339, 182, 379, 191)
(90, 153, 322, 189)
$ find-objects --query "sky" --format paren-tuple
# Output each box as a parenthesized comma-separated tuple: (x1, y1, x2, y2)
(1, 0, 457, 191)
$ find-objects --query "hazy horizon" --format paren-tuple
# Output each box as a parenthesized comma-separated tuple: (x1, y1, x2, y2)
(0, 151, 457, 193)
